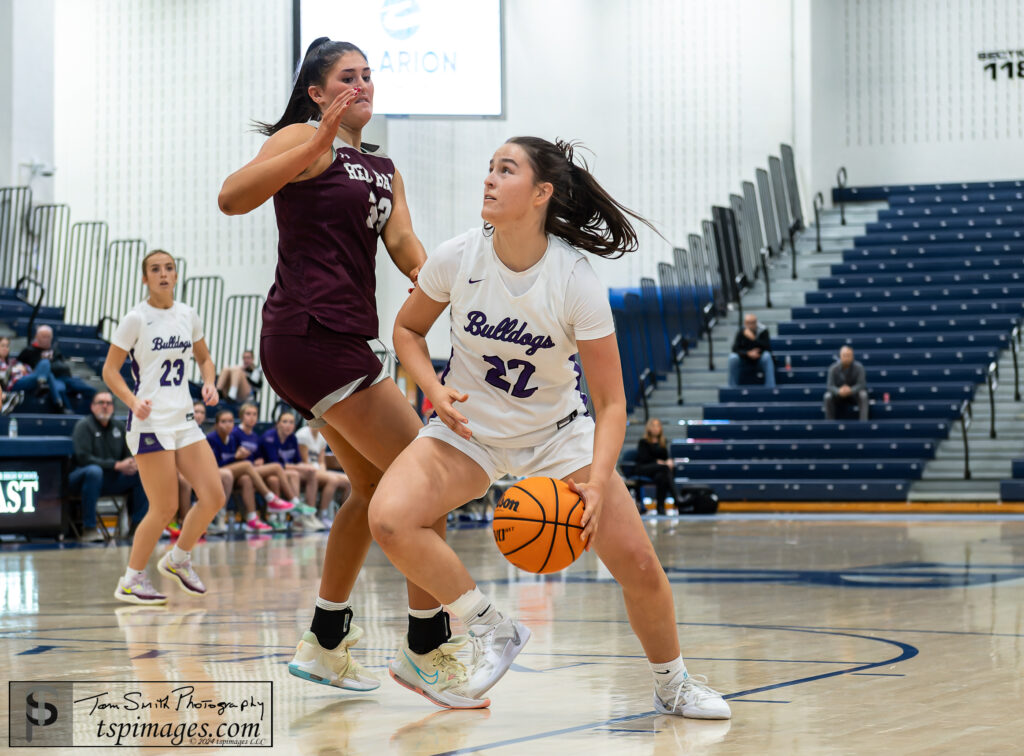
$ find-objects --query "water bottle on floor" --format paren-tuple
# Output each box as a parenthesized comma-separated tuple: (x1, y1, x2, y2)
(8, 417, 17, 437)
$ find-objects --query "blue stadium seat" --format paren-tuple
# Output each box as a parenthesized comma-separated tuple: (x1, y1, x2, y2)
(0, 414, 85, 436)
(9, 318, 98, 340)
(805, 284, 1024, 304)
(697, 479, 910, 502)
(854, 229, 1024, 246)
(832, 257, 1024, 275)
(669, 439, 936, 461)
(834, 180, 1024, 202)
(681, 420, 951, 440)
(866, 215, 1024, 232)
(887, 190, 1024, 205)
(0, 437, 74, 457)
(818, 270, 1024, 288)
(778, 316, 1018, 336)
(777, 348, 998, 368)
(791, 301, 1024, 320)
(843, 242, 1024, 259)
(774, 333, 1008, 351)
(718, 384, 974, 403)
(999, 480, 1024, 501)
(701, 401, 961, 421)
(774, 365, 985, 385)
(878, 202, 1024, 219)
(677, 460, 923, 479)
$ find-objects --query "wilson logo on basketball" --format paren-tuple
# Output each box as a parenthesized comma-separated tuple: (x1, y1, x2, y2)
(497, 497, 520, 512)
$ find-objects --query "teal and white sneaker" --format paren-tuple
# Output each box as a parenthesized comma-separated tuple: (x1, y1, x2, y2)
(288, 624, 380, 691)
(463, 616, 531, 698)
(654, 672, 731, 719)
(389, 635, 490, 710)
(294, 502, 317, 516)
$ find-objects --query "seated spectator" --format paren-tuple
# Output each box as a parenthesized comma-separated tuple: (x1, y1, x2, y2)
(13, 325, 97, 412)
(824, 345, 868, 421)
(231, 402, 303, 509)
(0, 336, 30, 414)
(261, 411, 320, 526)
(216, 349, 263, 402)
(296, 423, 351, 528)
(727, 314, 775, 388)
(69, 392, 149, 542)
(206, 408, 293, 532)
(635, 417, 681, 516)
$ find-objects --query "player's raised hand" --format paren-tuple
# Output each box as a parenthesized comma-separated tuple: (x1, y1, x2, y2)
(201, 383, 219, 406)
(430, 386, 472, 440)
(311, 88, 359, 152)
(568, 477, 603, 551)
(133, 398, 153, 421)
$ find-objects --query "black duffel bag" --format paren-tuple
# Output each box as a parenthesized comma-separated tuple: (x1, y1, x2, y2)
(675, 484, 719, 515)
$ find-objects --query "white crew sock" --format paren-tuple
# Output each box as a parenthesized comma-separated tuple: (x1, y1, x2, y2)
(170, 545, 189, 564)
(650, 655, 688, 695)
(246, 511, 259, 522)
(447, 587, 502, 629)
(315, 596, 351, 611)
(124, 566, 145, 581)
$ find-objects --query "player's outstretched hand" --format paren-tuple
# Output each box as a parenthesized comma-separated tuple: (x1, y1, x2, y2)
(311, 87, 359, 153)
(202, 383, 219, 406)
(430, 387, 471, 440)
(568, 477, 603, 551)
(132, 398, 153, 421)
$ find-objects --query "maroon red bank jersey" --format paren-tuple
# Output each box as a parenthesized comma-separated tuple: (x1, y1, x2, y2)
(262, 141, 396, 339)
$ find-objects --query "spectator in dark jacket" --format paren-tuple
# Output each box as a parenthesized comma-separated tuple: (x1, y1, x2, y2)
(12, 325, 96, 412)
(635, 417, 681, 516)
(727, 314, 776, 388)
(824, 345, 869, 421)
(69, 391, 148, 542)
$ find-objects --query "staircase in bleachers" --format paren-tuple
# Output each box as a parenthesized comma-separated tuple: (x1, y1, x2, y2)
(619, 175, 1024, 504)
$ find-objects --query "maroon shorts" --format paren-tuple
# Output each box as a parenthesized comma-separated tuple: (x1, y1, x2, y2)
(260, 317, 385, 425)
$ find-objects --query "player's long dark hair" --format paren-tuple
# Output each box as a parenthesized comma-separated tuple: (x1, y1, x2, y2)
(255, 37, 367, 136)
(500, 136, 658, 258)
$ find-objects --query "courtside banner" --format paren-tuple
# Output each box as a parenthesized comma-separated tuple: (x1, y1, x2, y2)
(9, 681, 272, 748)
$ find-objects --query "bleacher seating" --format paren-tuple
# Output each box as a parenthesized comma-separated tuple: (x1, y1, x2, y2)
(620, 173, 1024, 502)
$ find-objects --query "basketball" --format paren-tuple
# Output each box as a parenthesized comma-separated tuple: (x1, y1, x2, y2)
(492, 477, 586, 574)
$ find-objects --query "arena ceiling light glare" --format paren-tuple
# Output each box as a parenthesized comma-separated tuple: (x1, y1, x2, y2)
(296, 0, 503, 117)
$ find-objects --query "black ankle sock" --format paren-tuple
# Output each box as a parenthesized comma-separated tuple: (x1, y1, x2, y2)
(408, 609, 451, 654)
(310, 606, 353, 650)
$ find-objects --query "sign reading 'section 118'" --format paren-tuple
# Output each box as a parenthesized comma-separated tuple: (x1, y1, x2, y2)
(0, 471, 40, 515)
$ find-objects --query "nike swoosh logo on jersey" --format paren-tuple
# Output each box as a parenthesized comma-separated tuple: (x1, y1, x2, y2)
(468, 278, 484, 284)
(403, 650, 439, 684)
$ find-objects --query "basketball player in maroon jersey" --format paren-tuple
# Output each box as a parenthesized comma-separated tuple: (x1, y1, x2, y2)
(219, 38, 463, 699)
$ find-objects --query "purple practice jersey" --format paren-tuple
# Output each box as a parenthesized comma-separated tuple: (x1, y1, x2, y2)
(262, 139, 396, 339)
(231, 426, 264, 461)
(260, 428, 300, 465)
(206, 431, 238, 467)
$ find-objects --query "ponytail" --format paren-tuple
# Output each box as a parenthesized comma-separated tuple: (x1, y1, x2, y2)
(501, 136, 660, 258)
(254, 37, 367, 136)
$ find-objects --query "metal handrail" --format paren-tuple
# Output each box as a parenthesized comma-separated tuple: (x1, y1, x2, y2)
(759, 247, 772, 308)
(1012, 326, 1021, 401)
(15, 275, 46, 340)
(788, 220, 800, 280)
(638, 367, 653, 422)
(96, 315, 119, 344)
(670, 333, 686, 405)
(836, 167, 848, 226)
(703, 302, 717, 371)
(959, 399, 972, 480)
(987, 361, 998, 439)
(813, 192, 825, 252)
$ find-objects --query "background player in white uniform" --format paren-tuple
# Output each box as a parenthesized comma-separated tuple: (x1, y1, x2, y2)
(369, 137, 731, 718)
(102, 250, 226, 605)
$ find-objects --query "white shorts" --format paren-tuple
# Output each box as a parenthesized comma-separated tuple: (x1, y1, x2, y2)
(127, 423, 206, 455)
(418, 414, 596, 494)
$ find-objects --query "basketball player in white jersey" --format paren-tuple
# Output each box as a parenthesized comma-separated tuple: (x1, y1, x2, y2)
(369, 137, 731, 718)
(102, 250, 226, 605)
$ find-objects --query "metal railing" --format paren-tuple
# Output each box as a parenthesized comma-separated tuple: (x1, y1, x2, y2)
(959, 399, 972, 480)
(836, 167, 848, 225)
(987, 361, 998, 439)
(813, 192, 825, 252)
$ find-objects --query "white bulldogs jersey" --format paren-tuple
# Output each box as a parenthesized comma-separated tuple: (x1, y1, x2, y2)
(111, 300, 204, 432)
(417, 228, 614, 448)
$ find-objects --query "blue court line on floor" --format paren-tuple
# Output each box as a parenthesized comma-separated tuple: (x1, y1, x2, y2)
(436, 626, 918, 756)
(729, 699, 790, 703)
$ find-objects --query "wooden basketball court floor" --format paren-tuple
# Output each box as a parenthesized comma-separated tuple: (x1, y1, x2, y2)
(3, 513, 1023, 754)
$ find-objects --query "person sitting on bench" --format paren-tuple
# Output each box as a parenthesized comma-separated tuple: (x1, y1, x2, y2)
(727, 314, 775, 388)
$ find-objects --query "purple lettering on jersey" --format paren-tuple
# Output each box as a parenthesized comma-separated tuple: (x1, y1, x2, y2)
(464, 311, 555, 356)
(151, 336, 192, 353)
